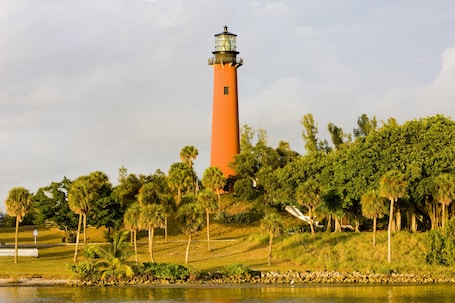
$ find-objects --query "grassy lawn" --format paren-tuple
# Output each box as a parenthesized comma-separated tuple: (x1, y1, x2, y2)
(0, 221, 297, 279)
(1, 200, 454, 279)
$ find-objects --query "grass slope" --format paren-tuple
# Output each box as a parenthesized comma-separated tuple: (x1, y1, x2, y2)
(0, 199, 453, 279)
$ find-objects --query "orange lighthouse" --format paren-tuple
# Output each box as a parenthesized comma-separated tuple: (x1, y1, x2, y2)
(208, 26, 243, 177)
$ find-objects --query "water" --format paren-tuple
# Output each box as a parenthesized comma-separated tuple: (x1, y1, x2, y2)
(0, 284, 454, 302)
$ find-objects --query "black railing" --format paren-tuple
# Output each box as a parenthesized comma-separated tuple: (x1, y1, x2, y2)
(208, 57, 243, 65)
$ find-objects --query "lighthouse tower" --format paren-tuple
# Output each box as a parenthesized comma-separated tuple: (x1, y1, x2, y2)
(208, 26, 243, 177)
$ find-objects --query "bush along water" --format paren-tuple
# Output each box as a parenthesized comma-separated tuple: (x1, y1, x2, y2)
(70, 261, 197, 285)
(69, 260, 455, 285)
(426, 217, 455, 266)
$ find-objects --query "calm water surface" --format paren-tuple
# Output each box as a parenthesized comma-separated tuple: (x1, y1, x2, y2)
(1, 284, 455, 303)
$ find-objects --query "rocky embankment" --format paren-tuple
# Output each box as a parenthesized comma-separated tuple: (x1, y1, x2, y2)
(199, 270, 455, 284)
(59, 270, 455, 287)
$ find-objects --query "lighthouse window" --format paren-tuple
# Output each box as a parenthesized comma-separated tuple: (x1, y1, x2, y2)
(224, 86, 229, 95)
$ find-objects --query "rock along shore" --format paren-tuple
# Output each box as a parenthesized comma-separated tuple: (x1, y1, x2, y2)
(75, 270, 455, 286)
(196, 270, 455, 285)
(2, 270, 455, 287)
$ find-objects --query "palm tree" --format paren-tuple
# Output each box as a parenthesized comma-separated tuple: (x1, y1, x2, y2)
(432, 173, 455, 228)
(180, 146, 199, 193)
(4, 187, 33, 263)
(378, 170, 408, 263)
(179, 145, 199, 168)
(68, 172, 112, 262)
(137, 182, 159, 206)
(123, 202, 141, 264)
(168, 162, 193, 204)
(177, 202, 204, 264)
(68, 175, 90, 262)
(140, 203, 165, 262)
(261, 212, 283, 266)
(160, 193, 175, 242)
(197, 189, 219, 251)
(360, 189, 388, 246)
(202, 167, 226, 207)
(94, 230, 134, 282)
(296, 179, 323, 237)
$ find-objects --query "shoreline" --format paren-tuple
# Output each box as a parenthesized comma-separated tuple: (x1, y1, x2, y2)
(0, 278, 75, 287)
(2, 270, 455, 287)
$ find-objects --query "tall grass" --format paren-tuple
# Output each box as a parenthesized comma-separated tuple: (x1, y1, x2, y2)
(274, 230, 443, 274)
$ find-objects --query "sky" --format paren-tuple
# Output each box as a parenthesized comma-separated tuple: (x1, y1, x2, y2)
(1, 0, 455, 212)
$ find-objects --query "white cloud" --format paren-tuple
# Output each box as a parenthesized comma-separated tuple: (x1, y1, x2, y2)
(1, 1, 455, 211)
(376, 46, 455, 122)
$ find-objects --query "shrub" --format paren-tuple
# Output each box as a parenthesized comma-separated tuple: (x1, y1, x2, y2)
(234, 212, 249, 223)
(69, 260, 100, 282)
(214, 210, 233, 224)
(215, 210, 258, 224)
(223, 263, 252, 279)
(425, 218, 455, 266)
(142, 262, 190, 281)
(83, 244, 101, 259)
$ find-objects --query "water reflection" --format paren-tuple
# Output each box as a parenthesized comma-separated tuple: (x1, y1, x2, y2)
(0, 284, 454, 303)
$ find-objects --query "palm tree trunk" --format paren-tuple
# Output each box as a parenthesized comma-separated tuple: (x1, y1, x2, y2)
(268, 233, 273, 266)
(164, 216, 168, 242)
(309, 209, 315, 237)
(326, 213, 332, 233)
(334, 216, 342, 233)
(387, 198, 395, 264)
(410, 211, 417, 233)
(14, 216, 19, 264)
(133, 229, 138, 264)
(206, 210, 211, 251)
(185, 233, 192, 264)
(435, 203, 440, 228)
(441, 203, 446, 228)
(149, 226, 155, 262)
(73, 213, 82, 262)
(83, 213, 87, 245)
(395, 210, 402, 231)
(373, 216, 377, 247)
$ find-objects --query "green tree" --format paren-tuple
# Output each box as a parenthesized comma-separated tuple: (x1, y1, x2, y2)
(123, 202, 141, 264)
(168, 162, 193, 204)
(296, 179, 323, 236)
(202, 167, 226, 207)
(89, 193, 122, 234)
(231, 125, 267, 183)
(137, 182, 159, 206)
(179, 146, 199, 193)
(353, 114, 377, 138)
(360, 189, 388, 246)
(68, 171, 112, 262)
(156, 170, 175, 238)
(432, 173, 455, 228)
(179, 145, 199, 168)
(301, 113, 319, 154)
(328, 122, 351, 149)
(197, 189, 219, 251)
(379, 170, 408, 263)
(141, 203, 165, 262)
(4, 187, 34, 263)
(68, 175, 90, 262)
(177, 201, 204, 264)
(261, 212, 283, 266)
(33, 178, 78, 238)
(115, 170, 143, 209)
